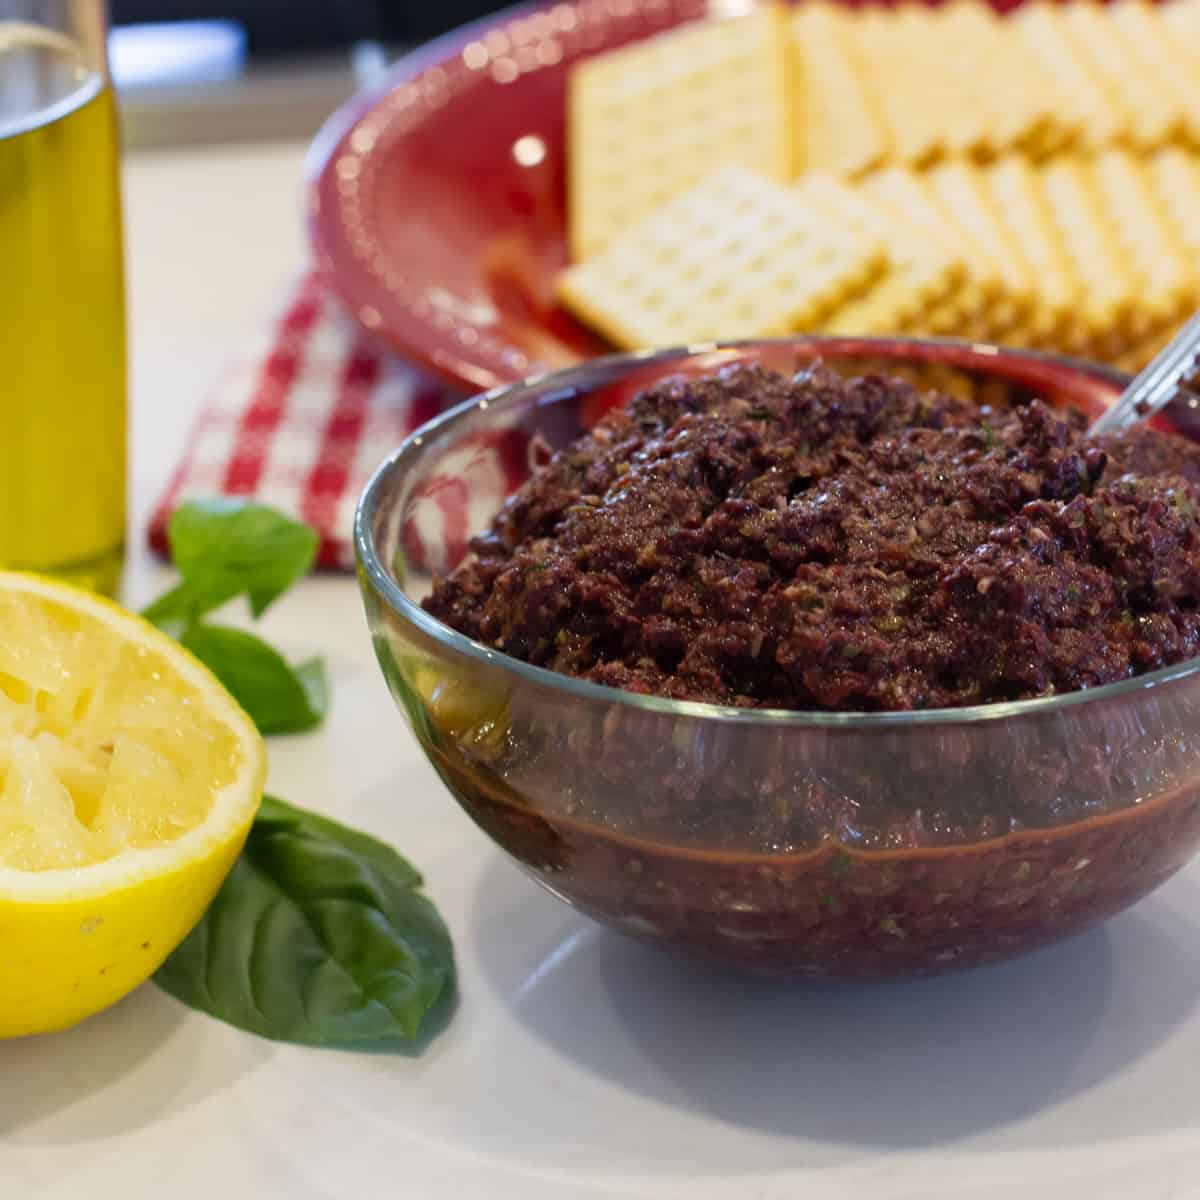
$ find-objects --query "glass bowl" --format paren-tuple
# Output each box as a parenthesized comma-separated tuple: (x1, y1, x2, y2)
(356, 337, 1200, 976)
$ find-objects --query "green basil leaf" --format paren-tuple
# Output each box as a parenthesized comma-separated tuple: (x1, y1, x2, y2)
(180, 622, 324, 735)
(140, 581, 193, 635)
(155, 796, 454, 1046)
(146, 499, 318, 622)
(294, 657, 329, 722)
(252, 794, 423, 889)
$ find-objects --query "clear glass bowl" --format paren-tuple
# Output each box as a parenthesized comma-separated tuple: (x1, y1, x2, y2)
(357, 337, 1200, 976)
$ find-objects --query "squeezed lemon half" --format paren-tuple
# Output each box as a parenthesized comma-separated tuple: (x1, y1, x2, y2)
(0, 572, 265, 1036)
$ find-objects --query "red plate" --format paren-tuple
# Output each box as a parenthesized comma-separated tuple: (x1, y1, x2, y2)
(307, 0, 1050, 393)
(307, 0, 768, 392)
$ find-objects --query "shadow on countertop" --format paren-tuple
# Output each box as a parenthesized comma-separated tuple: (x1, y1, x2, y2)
(471, 853, 1200, 1154)
(0, 982, 270, 1144)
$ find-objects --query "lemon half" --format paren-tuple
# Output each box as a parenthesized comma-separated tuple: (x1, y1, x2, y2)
(0, 572, 265, 1037)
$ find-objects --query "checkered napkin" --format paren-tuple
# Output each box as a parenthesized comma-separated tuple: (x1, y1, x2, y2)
(148, 273, 465, 571)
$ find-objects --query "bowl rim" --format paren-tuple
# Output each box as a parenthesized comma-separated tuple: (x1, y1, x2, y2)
(356, 334, 1200, 729)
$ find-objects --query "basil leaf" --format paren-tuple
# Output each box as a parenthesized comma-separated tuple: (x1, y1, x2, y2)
(140, 581, 193, 635)
(146, 499, 318, 623)
(180, 622, 325, 735)
(155, 796, 455, 1046)
(295, 657, 329, 721)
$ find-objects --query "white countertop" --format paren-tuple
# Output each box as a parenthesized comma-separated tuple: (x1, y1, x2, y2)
(9, 140, 1200, 1200)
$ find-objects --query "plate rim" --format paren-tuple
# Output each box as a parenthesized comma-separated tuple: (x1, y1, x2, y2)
(305, 0, 594, 394)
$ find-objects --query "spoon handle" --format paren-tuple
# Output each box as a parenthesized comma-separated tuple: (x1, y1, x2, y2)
(1089, 310, 1200, 436)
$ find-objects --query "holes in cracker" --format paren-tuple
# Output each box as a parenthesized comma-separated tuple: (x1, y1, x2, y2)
(561, 166, 888, 348)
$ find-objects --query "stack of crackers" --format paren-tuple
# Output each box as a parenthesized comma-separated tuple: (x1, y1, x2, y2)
(559, 0, 1200, 370)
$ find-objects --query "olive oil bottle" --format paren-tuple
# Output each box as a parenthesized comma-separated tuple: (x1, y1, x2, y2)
(0, 21, 125, 592)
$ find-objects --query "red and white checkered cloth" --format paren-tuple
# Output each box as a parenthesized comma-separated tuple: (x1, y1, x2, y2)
(148, 273, 464, 570)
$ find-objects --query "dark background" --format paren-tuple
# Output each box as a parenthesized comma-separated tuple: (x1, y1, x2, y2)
(109, 2, 508, 54)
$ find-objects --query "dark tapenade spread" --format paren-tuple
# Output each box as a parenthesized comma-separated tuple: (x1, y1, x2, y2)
(425, 363, 1200, 711)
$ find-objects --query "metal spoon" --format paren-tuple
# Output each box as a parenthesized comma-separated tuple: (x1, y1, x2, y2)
(1089, 310, 1200, 436)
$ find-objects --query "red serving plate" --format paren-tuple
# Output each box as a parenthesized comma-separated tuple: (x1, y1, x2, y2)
(305, 0, 1040, 393)
(308, 0, 721, 391)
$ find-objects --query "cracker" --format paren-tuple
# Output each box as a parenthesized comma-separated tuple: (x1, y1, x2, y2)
(923, 159, 1037, 337)
(852, 9, 947, 168)
(1037, 157, 1141, 356)
(920, 297, 986, 340)
(860, 165, 997, 338)
(790, 4, 888, 178)
(1108, 2, 1200, 148)
(557, 167, 887, 350)
(933, 4, 1057, 160)
(794, 173, 965, 335)
(1056, 2, 1183, 151)
(1011, 4, 1125, 153)
(1161, 0, 1200, 50)
(1116, 324, 1178, 375)
(983, 156, 1081, 349)
(1147, 147, 1200, 275)
(1086, 149, 1195, 333)
(566, 8, 795, 260)
(913, 5, 983, 162)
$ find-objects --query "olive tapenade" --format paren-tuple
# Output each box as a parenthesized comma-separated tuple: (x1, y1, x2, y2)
(426, 363, 1200, 711)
